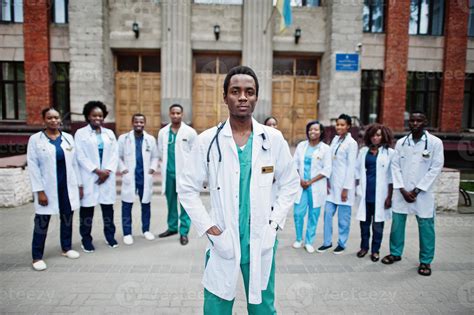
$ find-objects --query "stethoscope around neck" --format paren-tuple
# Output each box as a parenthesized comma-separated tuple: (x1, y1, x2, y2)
(402, 131, 430, 157)
(206, 121, 270, 163)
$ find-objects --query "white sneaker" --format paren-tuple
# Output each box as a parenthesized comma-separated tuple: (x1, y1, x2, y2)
(304, 244, 315, 254)
(143, 231, 155, 241)
(61, 250, 80, 259)
(123, 235, 134, 245)
(32, 260, 47, 271)
(292, 241, 303, 249)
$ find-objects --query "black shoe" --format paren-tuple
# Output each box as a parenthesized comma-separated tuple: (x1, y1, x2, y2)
(180, 235, 189, 246)
(317, 244, 332, 253)
(81, 242, 95, 253)
(333, 245, 345, 255)
(158, 230, 178, 238)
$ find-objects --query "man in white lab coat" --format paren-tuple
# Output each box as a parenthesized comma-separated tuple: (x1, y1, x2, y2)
(178, 66, 299, 314)
(157, 104, 197, 245)
(118, 114, 159, 245)
(382, 111, 444, 277)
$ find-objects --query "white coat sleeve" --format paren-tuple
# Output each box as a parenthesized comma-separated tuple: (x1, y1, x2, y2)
(386, 149, 394, 185)
(416, 139, 444, 192)
(117, 135, 127, 173)
(26, 136, 44, 193)
(177, 136, 214, 237)
(103, 131, 118, 173)
(270, 138, 300, 229)
(75, 131, 97, 173)
(342, 141, 358, 190)
(71, 137, 82, 187)
(320, 145, 332, 178)
(157, 130, 164, 161)
(355, 148, 363, 181)
(150, 137, 159, 172)
(293, 143, 301, 175)
(391, 141, 405, 189)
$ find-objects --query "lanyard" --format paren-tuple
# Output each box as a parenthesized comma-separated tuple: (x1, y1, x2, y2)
(333, 135, 347, 157)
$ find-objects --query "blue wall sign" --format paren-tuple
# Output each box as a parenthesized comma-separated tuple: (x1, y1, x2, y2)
(335, 53, 359, 72)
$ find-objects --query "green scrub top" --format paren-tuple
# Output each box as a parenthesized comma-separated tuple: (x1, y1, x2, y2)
(167, 130, 176, 177)
(237, 133, 253, 265)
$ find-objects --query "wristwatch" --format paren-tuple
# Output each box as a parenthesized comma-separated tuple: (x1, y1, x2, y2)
(269, 220, 279, 231)
(413, 188, 421, 195)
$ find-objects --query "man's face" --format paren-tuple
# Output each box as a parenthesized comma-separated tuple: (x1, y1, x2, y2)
(224, 74, 257, 119)
(169, 107, 183, 124)
(408, 113, 427, 134)
(132, 116, 146, 132)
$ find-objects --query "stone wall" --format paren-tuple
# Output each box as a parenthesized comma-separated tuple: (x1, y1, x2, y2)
(50, 25, 70, 62)
(0, 24, 23, 61)
(361, 33, 385, 70)
(0, 167, 32, 208)
(407, 36, 444, 72)
(434, 168, 460, 212)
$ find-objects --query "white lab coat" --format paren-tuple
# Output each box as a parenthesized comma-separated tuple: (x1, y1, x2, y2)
(75, 125, 119, 207)
(27, 131, 82, 215)
(355, 146, 394, 222)
(293, 140, 332, 208)
(326, 133, 358, 206)
(157, 122, 197, 194)
(391, 132, 444, 218)
(118, 131, 159, 204)
(177, 118, 299, 304)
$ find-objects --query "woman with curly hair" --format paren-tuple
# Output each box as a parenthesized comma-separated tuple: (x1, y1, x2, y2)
(355, 123, 394, 262)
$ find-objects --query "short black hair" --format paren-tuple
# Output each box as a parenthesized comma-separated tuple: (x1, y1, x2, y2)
(169, 104, 183, 112)
(82, 101, 108, 123)
(131, 113, 146, 122)
(337, 113, 352, 127)
(410, 110, 427, 118)
(223, 66, 259, 97)
(264, 116, 278, 125)
(306, 120, 325, 141)
(41, 107, 59, 119)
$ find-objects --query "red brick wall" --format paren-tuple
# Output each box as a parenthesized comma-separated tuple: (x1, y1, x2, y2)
(380, 0, 411, 132)
(23, 0, 51, 125)
(439, 1, 469, 132)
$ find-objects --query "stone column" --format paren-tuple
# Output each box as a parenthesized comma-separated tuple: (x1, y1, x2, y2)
(380, 0, 410, 131)
(69, 0, 114, 123)
(319, 0, 363, 125)
(23, 0, 51, 125)
(242, 0, 273, 121)
(160, 0, 192, 124)
(439, 1, 469, 132)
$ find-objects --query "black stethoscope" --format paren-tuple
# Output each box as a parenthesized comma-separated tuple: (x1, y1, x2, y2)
(206, 121, 270, 163)
(402, 131, 430, 158)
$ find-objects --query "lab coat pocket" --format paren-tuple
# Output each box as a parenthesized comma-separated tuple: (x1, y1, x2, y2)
(261, 225, 277, 256)
(258, 173, 274, 187)
(208, 229, 234, 260)
(122, 172, 133, 185)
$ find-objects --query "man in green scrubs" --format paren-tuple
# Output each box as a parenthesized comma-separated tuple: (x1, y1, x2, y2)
(178, 66, 299, 314)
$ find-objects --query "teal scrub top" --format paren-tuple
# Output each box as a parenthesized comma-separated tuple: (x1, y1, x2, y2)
(96, 133, 104, 166)
(167, 130, 176, 177)
(237, 133, 253, 265)
(303, 144, 317, 181)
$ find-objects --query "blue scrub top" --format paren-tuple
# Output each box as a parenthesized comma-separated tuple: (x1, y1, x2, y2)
(303, 144, 317, 182)
(49, 135, 71, 211)
(135, 135, 144, 187)
(365, 152, 377, 203)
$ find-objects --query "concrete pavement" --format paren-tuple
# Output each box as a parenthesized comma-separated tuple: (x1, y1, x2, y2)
(1, 195, 473, 314)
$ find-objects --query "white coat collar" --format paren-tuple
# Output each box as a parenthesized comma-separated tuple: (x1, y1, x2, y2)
(221, 117, 264, 137)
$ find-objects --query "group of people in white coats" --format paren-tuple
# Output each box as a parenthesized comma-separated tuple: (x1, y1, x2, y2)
(26, 101, 196, 271)
(288, 112, 444, 277)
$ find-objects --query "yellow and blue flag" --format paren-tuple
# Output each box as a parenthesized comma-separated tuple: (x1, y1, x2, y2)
(276, 0, 293, 33)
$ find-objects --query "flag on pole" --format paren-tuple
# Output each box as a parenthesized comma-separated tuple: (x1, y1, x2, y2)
(276, 0, 292, 33)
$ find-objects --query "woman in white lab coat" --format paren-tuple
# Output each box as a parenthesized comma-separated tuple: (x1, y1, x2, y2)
(292, 121, 331, 253)
(317, 114, 358, 255)
(75, 101, 119, 252)
(355, 123, 394, 262)
(27, 108, 82, 271)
